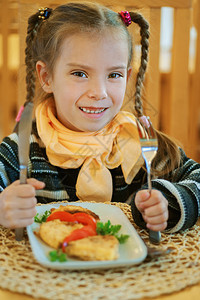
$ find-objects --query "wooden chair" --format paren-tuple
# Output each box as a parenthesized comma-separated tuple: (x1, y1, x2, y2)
(15, 0, 200, 161)
(0, 0, 19, 138)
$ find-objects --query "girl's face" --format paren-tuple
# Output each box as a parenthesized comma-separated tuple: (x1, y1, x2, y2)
(37, 31, 131, 132)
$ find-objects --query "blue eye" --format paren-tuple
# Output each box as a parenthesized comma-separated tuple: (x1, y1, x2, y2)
(72, 71, 87, 78)
(109, 73, 123, 79)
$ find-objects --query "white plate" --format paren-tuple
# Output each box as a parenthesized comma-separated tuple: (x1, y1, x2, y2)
(27, 202, 147, 270)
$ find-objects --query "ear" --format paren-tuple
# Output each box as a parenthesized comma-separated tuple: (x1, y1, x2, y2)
(36, 61, 53, 93)
(127, 67, 132, 83)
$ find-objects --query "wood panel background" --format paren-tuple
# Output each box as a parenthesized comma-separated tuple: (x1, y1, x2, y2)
(0, 0, 200, 162)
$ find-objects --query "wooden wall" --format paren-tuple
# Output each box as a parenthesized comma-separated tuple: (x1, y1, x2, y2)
(0, 0, 200, 162)
(0, 0, 19, 137)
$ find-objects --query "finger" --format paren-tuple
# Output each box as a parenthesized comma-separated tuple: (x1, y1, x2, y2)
(14, 184, 36, 198)
(144, 201, 168, 217)
(136, 190, 150, 202)
(146, 221, 167, 231)
(144, 210, 169, 225)
(9, 178, 45, 190)
(135, 190, 150, 211)
(11, 180, 20, 186)
(139, 192, 168, 210)
(4, 206, 37, 228)
(4, 194, 37, 210)
(9, 217, 35, 229)
(1, 186, 36, 211)
(18, 197, 37, 209)
(16, 206, 37, 219)
(27, 178, 45, 189)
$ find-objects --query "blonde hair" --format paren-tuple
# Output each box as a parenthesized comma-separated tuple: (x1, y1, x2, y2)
(25, 1, 181, 175)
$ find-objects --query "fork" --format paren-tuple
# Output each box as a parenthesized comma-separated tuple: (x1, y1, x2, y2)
(136, 116, 161, 245)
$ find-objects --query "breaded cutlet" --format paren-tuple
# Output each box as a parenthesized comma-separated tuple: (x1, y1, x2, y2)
(38, 219, 83, 249)
(65, 235, 119, 261)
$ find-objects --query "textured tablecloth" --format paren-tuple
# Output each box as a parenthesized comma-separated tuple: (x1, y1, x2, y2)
(0, 201, 200, 300)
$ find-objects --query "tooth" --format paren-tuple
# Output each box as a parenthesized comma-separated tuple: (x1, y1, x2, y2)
(80, 107, 106, 113)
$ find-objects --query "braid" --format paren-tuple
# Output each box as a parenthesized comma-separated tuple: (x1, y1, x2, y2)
(129, 12, 149, 117)
(24, 12, 43, 106)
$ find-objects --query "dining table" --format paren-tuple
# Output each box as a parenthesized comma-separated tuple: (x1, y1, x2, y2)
(1, 284, 200, 300)
(0, 201, 200, 300)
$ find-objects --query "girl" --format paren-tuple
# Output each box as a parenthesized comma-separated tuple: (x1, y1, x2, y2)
(0, 2, 199, 234)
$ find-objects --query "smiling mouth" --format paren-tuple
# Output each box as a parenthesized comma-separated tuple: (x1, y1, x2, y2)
(79, 107, 107, 114)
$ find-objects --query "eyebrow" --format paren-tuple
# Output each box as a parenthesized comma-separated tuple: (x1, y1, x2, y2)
(66, 63, 127, 70)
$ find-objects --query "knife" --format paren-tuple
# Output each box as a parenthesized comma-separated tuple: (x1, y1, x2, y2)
(15, 102, 34, 241)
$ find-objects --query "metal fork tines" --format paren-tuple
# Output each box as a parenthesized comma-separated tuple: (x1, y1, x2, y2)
(136, 117, 161, 245)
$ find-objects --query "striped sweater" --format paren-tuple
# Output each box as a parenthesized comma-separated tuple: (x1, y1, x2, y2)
(0, 121, 200, 233)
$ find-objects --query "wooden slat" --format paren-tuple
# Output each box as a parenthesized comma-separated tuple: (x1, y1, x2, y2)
(189, 0, 200, 162)
(19, 0, 193, 9)
(145, 8, 161, 128)
(0, 0, 19, 139)
(169, 8, 191, 153)
(160, 73, 170, 133)
(1, 0, 10, 137)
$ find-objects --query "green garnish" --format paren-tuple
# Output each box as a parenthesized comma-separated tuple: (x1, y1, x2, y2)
(34, 210, 51, 223)
(49, 250, 68, 262)
(117, 234, 130, 244)
(96, 220, 129, 244)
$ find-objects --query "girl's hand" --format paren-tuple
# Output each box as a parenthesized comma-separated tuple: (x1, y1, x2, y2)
(135, 190, 168, 231)
(0, 178, 45, 229)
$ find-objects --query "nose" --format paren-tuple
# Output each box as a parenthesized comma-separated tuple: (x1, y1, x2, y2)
(87, 78, 107, 100)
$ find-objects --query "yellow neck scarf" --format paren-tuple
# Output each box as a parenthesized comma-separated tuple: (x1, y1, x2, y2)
(35, 98, 143, 202)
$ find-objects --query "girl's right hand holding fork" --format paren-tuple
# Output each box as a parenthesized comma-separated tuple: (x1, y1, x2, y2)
(0, 179, 45, 229)
(135, 189, 169, 232)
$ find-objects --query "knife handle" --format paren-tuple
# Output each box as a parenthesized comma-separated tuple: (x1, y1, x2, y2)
(149, 230, 161, 245)
(20, 165, 27, 184)
(15, 228, 24, 241)
(15, 165, 28, 241)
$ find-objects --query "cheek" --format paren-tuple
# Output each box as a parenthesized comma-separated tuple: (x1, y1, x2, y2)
(112, 85, 126, 103)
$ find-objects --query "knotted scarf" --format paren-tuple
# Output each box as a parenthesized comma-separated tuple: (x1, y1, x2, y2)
(35, 98, 143, 202)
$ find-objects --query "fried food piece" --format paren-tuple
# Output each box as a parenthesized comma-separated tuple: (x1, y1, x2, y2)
(51, 205, 100, 221)
(65, 235, 119, 261)
(39, 219, 83, 249)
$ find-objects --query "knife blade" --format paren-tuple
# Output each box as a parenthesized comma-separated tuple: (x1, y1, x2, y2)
(15, 102, 34, 241)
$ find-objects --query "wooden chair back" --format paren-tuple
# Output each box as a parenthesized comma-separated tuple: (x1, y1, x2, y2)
(2, 0, 200, 161)
(0, 0, 19, 137)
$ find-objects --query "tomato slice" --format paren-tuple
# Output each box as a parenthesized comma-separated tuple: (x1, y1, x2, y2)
(46, 211, 97, 230)
(46, 211, 98, 251)
(73, 212, 97, 229)
(46, 211, 76, 223)
(62, 225, 96, 252)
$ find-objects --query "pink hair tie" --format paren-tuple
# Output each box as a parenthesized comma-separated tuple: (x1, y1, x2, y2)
(119, 11, 132, 27)
(139, 116, 150, 128)
(15, 105, 24, 122)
